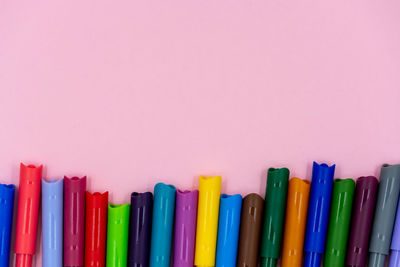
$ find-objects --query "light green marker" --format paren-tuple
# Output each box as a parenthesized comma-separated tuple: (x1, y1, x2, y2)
(106, 203, 130, 267)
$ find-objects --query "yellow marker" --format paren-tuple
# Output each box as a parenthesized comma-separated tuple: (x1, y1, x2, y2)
(194, 175, 222, 267)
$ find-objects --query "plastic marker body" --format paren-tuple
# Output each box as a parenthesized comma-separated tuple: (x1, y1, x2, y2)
(215, 194, 242, 267)
(64, 176, 86, 267)
(260, 167, 289, 267)
(325, 179, 355, 267)
(281, 178, 310, 267)
(194, 176, 222, 267)
(345, 176, 379, 267)
(128, 192, 153, 267)
(304, 162, 335, 267)
(173, 190, 199, 267)
(237, 193, 264, 267)
(15, 163, 42, 267)
(0, 183, 15, 267)
(85, 191, 108, 267)
(390, 198, 400, 267)
(42, 179, 64, 267)
(106, 203, 130, 267)
(150, 183, 176, 267)
(369, 164, 400, 267)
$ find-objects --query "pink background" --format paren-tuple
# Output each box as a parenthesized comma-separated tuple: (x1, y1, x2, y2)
(1, 0, 400, 265)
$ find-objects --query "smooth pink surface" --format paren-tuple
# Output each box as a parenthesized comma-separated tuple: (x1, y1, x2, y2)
(1, 1, 400, 265)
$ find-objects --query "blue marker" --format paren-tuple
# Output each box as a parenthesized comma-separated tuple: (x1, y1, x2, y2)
(149, 183, 176, 267)
(216, 194, 242, 267)
(42, 179, 64, 267)
(304, 162, 335, 267)
(0, 184, 15, 267)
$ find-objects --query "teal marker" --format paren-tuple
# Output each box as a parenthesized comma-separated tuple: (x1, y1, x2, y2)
(149, 183, 176, 267)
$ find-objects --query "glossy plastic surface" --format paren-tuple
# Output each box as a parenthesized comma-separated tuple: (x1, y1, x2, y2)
(64, 176, 86, 267)
(42, 179, 63, 267)
(345, 176, 378, 267)
(215, 194, 242, 267)
(369, 164, 400, 267)
(325, 179, 355, 267)
(128, 192, 153, 267)
(85, 191, 108, 267)
(304, 162, 335, 267)
(0, 183, 15, 267)
(106, 203, 130, 267)
(237, 193, 264, 267)
(15, 163, 42, 267)
(281, 178, 310, 267)
(149, 183, 176, 267)
(260, 167, 289, 267)
(174, 190, 198, 267)
(194, 176, 222, 267)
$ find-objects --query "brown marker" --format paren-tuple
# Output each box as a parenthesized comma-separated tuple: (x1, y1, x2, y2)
(237, 193, 264, 267)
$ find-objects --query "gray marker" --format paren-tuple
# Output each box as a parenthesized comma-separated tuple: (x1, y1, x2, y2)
(369, 164, 400, 267)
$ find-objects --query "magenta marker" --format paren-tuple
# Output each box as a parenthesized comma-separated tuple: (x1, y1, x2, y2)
(173, 190, 199, 267)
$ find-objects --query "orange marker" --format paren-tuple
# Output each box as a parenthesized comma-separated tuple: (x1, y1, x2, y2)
(281, 177, 311, 267)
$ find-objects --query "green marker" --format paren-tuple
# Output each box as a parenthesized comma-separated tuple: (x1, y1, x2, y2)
(106, 203, 131, 267)
(325, 179, 355, 267)
(260, 167, 289, 267)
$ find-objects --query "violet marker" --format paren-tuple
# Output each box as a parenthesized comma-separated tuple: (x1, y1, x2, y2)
(390, 196, 400, 267)
(173, 190, 199, 267)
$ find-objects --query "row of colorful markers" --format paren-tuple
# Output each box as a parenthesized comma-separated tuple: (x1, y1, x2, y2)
(1, 162, 400, 267)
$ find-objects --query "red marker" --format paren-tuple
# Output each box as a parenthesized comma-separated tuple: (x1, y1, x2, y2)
(15, 163, 42, 267)
(85, 191, 108, 267)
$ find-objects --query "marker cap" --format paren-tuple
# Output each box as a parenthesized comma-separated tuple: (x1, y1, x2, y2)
(42, 179, 64, 267)
(237, 193, 264, 267)
(174, 190, 199, 267)
(215, 194, 242, 267)
(15, 163, 42, 267)
(345, 176, 378, 267)
(390, 178, 400, 267)
(85, 191, 108, 267)
(0, 183, 15, 267)
(194, 176, 222, 267)
(15, 255, 33, 267)
(304, 162, 335, 267)
(260, 167, 289, 267)
(324, 179, 355, 267)
(389, 251, 400, 267)
(128, 192, 153, 267)
(369, 253, 386, 267)
(281, 178, 310, 267)
(369, 164, 400, 267)
(106, 203, 131, 267)
(304, 252, 321, 267)
(64, 176, 86, 267)
(150, 183, 176, 267)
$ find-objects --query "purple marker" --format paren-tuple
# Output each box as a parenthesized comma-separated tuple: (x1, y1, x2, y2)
(173, 190, 199, 267)
(345, 176, 378, 267)
(390, 199, 400, 267)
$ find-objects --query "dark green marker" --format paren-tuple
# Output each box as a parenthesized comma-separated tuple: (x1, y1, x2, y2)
(260, 167, 289, 267)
